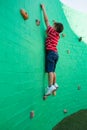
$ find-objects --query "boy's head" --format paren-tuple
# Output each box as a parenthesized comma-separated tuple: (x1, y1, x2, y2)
(53, 22, 64, 33)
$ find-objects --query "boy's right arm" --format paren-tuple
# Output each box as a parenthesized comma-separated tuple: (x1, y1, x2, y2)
(40, 4, 49, 27)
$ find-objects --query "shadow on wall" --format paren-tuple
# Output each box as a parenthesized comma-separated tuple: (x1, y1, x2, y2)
(53, 109, 87, 130)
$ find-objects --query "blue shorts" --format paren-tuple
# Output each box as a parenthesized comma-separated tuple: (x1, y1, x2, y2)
(45, 50, 59, 72)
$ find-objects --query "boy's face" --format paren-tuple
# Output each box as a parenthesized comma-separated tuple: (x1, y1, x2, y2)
(53, 23, 57, 30)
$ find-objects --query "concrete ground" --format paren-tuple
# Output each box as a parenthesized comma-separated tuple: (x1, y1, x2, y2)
(53, 110, 87, 130)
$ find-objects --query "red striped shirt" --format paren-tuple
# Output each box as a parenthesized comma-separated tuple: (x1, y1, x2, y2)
(46, 25, 60, 52)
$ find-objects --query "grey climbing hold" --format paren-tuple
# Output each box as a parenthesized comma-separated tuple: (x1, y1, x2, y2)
(63, 109, 68, 113)
(78, 37, 82, 42)
(36, 19, 40, 26)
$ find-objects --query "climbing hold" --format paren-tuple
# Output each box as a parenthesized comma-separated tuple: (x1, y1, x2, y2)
(20, 9, 29, 20)
(67, 50, 70, 54)
(36, 19, 40, 26)
(43, 95, 47, 100)
(61, 33, 66, 37)
(78, 37, 82, 42)
(63, 109, 68, 113)
(52, 91, 56, 96)
(30, 111, 35, 118)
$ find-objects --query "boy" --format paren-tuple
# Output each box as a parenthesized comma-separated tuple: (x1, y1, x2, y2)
(41, 4, 64, 96)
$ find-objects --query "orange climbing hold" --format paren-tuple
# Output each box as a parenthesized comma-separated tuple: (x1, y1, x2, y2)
(20, 9, 29, 20)
(30, 111, 35, 118)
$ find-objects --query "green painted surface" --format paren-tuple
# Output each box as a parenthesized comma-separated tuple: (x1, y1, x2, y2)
(0, 0, 87, 130)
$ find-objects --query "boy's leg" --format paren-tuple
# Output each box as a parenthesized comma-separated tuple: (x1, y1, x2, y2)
(48, 72, 54, 86)
(45, 72, 56, 96)
(53, 72, 56, 84)
(53, 72, 59, 89)
(45, 51, 57, 95)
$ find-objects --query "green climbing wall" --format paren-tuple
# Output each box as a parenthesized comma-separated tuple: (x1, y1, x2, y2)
(0, 0, 87, 130)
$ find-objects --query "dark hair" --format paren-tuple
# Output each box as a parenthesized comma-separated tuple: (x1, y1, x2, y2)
(55, 22, 64, 33)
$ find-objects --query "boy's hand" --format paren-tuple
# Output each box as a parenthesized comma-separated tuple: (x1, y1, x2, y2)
(40, 4, 44, 9)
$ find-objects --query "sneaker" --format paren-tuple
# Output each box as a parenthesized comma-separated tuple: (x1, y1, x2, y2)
(45, 85, 56, 96)
(54, 83, 59, 90)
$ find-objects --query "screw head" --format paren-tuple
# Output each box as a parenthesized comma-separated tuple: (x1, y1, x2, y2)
(62, 33, 66, 37)
(77, 85, 81, 90)
(67, 50, 70, 54)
